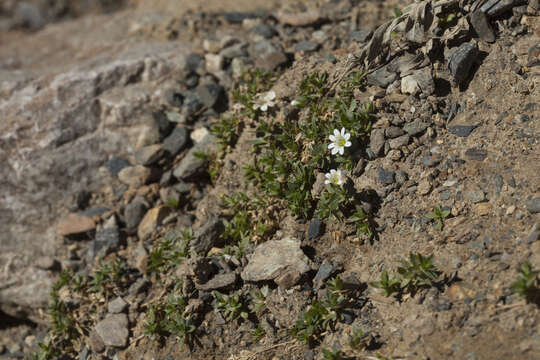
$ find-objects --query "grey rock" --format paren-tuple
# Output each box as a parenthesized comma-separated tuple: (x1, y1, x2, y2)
(241, 237, 311, 282)
(440, 190, 452, 201)
(385, 127, 405, 139)
(36, 256, 59, 270)
(369, 129, 386, 156)
(135, 145, 164, 166)
(14, 2, 45, 30)
(191, 217, 225, 255)
(422, 154, 441, 167)
(395, 170, 409, 185)
(196, 272, 237, 291)
(525, 198, 540, 214)
(173, 134, 216, 180)
(448, 42, 479, 84)
(471, 10, 496, 43)
(104, 157, 130, 176)
(449, 125, 477, 137)
(196, 82, 225, 109)
(313, 261, 337, 289)
(295, 41, 319, 52)
(181, 93, 204, 120)
(223, 11, 259, 24)
(117, 165, 152, 187)
(378, 168, 395, 184)
(108, 297, 128, 314)
(275, 269, 302, 289)
(185, 53, 205, 74)
(165, 89, 184, 108)
(94, 313, 129, 347)
(162, 127, 189, 156)
(93, 222, 120, 258)
(465, 190, 486, 203)
(404, 120, 430, 136)
(252, 24, 277, 38)
(250, 40, 288, 71)
(187, 257, 219, 284)
(128, 277, 150, 296)
(88, 330, 105, 353)
(465, 148, 488, 161)
(308, 218, 323, 239)
(349, 29, 372, 42)
(366, 65, 397, 87)
(480, 0, 523, 17)
(388, 134, 410, 149)
(124, 196, 149, 234)
(220, 43, 249, 59)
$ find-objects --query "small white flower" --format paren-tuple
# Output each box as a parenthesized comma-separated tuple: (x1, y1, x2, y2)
(254, 90, 276, 112)
(325, 169, 343, 186)
(291, 99, 300, 106)
(328, 127, 352, 155)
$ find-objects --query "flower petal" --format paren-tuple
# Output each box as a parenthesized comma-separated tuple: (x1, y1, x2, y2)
(328, 143, 335, 149)
(334, 129, 340, 137)
(339, 147, 344, 155)
(331, 147, 339, 155)
(344, 133, 351, 140)
(324, 179, 330, 184)
(345, 141, 352, 147)
(261, 104, 268, 111)
(341, 127, 346, 135)
(329, 135, 336, 141)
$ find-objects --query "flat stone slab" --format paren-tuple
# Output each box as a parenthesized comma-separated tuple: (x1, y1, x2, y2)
(241, 237, 311, 282)
(94, 313, 129, 348)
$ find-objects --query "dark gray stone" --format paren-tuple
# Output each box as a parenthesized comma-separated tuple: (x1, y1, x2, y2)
(191, 217, 225, 255)
(471, 10, 496, 43)
(173, 134, 216, 180)
(448, 42, 479, 84)
(313, 261, 337, 289)
(308, 218, 323, 239)
(404, 120, 430, 136)
(422, 154, 441, 167)
(378, 168, 395, 184)
(135, 145, 164, 166)
(187, 257, 219, 283)
(181, 92, 204, 119)
(80, 207, 109, 218)
(223, 11, 259, 24)
(295, 41, 319, 52)
(385, 127, 405, 138)
(185, 53, 205, 73)
(440, 190, 452, 201)
(124, 196, 148, 234)
(480, 0, 524, 17)
(196, 82, 225, 109)
(369, 129, 385, 156)
(104, 157, 130, 177)
(252, 24, 277, 38)
(250, 40, 288, 71)
(449, 125, 477, 137)
(14, 2, 45, 30)
(366, 65, 397, 87)
(388, 134, 410, 149)
(94, 227, 120, 257)
(165, 89, 184, 108)
(349, 29, 372, 42)
(196, 272, 237, 291)
(395, 170, 408, 185)
(525, 198, 540, 214)
(220, 43, 249, 59)
(465, 148, 488, 161)
(162, 127, 189, 156)
(128, 277, 150, 296)
(465, 190, 486, 203)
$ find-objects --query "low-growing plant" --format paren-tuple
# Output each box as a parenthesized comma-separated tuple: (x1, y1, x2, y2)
(251, 326, 266, 342)
(212, 290, 249, 322)
(211, 116, 242, 154)
(371, 253, 441, 298)
(249, 285, 270, 314)
(348, 327, 371, 350)
(88, 258, 126, 297)
(322, 348, 344, 360)
(148, 228, 192, 274)
(511, 262, 540, 304)
(426, 204, 451, 230)
(291, 277, 349, 346)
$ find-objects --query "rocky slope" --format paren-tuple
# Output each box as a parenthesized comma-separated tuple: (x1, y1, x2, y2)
(0, 0, 539, 359)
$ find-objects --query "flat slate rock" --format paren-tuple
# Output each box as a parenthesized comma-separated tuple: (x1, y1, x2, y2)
(308, 218, 323, 239)
(377, 168, 395, 184)
(448, 42, 479, 84)
(465, 148, 488, 161)
(449, 125, 477, 137)
(241, 237, 311, 282)
(94, 313, 129, 348)
(525, 198, 540, 214)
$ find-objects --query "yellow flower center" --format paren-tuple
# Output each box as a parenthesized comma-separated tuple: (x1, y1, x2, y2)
(337, 136, 346, 147)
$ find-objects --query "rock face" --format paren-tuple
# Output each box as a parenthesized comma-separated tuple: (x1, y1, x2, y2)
(94, 313, 129, 347)
(0, 9, 192, 319)
(241, 237, 311, 283)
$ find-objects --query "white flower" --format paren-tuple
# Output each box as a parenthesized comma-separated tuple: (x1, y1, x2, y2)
(325, 169, 343, 186)
(291, 99, 300, 106)
(328, 127, 352, 155)
(254, 91, 276, 112)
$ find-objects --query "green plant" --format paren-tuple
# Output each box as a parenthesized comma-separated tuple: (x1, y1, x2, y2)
(251, 326, 266, 342)
(249, 285, 270, 314)
(511, 262, 540, 304)
(291, 278, 349, 345)
(148, 229, 192, 274)
(232, 68, 278, 118)
(348, 205, 373, 237)
(166, 196, 180, 209)
(426, 204, 450, 230)
(211, 116, 242, 154)
(348, 327, 370, 350)
(371, 253, 441, 298)
(322, 348, 344, 360)
(88, 258, 126, 296)
(212, 290, 249, 322)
